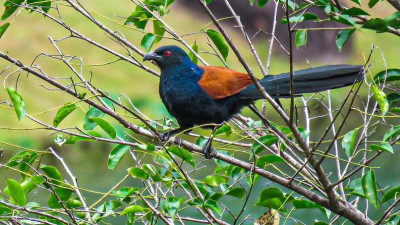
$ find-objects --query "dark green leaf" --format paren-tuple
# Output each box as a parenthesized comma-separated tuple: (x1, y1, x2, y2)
(373, 69, 400, 83)
(83, 107, 105, 130)
(350, 0, 362, 6)
(205, 29, 229, 60)
(225, 187, 246, 199)
(292, 199, 325, 214)
(362, 170, 379, 209)
(141, 33, 156, 52)
(370, 142, 393, 153)
(281, 13, 319, 24)
(363, 18, 389, 32)
(251, 135, 279, 156)
(385, 12, 400, 29)
(206, 0, 213, 3)
(384, 125, 400, 141)
(2, 0, 25, 20)
(346, 178, 365, 197)
(0, 23, 10, 39)
(53, 103, 77, 127)
(6, 179, 26, 206)
(256, 155, 285, 167)
(121, 205, 144, 215)
(153, 20, 165, 44)
(382, 185, 400, 203)
(40, 165, 63, 185)
(336, 28, 355, 52)
(167, 146, 195, 167)
(128, 167, 149, 180)
(295, 29, 307, 48)
(368, 0, 380, 8)
(342, 7, 370, 16)
(258, 0, 269, 7)
(124, 8, 152, 29)
(214, 124, 231, 136)
(204, 200, 221, 215)
(256, 187, 284, 209)
(342, 128, 359, 158)
(371, 84, 389, 115)
(6, 87, 25, 121)
(27, 0, 51, 13)
(89, 117, 117, 139)
(48, 187, 72, 208)
(108, 144, 130, 170)
(188, 42, 199, 65)
(333, 14, 356, 26)
(388, 93, 400, 107)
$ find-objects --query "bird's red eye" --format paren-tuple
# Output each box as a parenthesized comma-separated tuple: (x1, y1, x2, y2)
(164, 51, 172, 57)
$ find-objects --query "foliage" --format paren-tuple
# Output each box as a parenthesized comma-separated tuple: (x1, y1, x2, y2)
(0, 0, 399, 224)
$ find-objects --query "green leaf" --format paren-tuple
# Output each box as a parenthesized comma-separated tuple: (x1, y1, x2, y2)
(384, 125, 400, 141)
(281, 13, 319, 24)
(373, 69, 400, 83)
(121, 205, 144, 215)
(27, 0, 51, 13)
(368, 0, 380, 8)
(258, 0, 269, 7)
(336, 29, 355, 52)
(83, 107, 105, 130)
(342, 7, 370, 16)
(21, 176, 45, 194)
(251, 135, 279, 156)
(6, 179, 26, 206)
(214, 124, 231, 136)
(203, 175, 225, 187)
(89, 117, 116, 139)
(371, 84, 389, 116)
(370, 142, 393, 153)
(388, 93, 400, 107)
(48, 187, 72, 208)
(2, 0, 25, 20)
(256, 155, 285, 167)
(382, 185, 400, 203)
(53, 103, 77, 127)
(256, 187, 284, 209)
(363, 18, 389, 32)
(385, 12, 400, 29)
(124, 8, 152, 29)
(350, 0, 362, 6)
(188, 42, 199, 65)
(40, 165, 63, 185)
(128, 167, 149, 180)
(362, 170, 379, 209)
(333, 14, 356, 26)
(153, 20, 165, 44)
(204, 200, 221, 215)
(0, 23, 10, 39)
(161, 197, 185, 220)
(250, 0, 255, 5)
(342, 128, 359, 158)
(6, 87, 26, 121)
(108, 144, 130, 170)
(346, 178, 365, 197)
(225, 187, 246, 199)
(141, 33, 156, 52)
(167, 146, 195, 167)
(205, 29, 229, 60)
(206, 0, 213, 3)
(292, 199, 325, 214)
(295, 29, 307, 48)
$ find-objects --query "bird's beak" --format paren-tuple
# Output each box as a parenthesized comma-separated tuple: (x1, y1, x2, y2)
(143, 51, 160, 62)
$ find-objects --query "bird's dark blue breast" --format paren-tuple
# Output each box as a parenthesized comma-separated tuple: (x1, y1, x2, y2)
(159, 66, 243, 128)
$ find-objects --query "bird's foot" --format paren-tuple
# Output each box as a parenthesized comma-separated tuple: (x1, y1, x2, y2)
(160, 131, 172, 142)
(202, 145, 217, 159)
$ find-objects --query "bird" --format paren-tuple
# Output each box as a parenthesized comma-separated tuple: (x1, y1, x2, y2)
(143, 45, 364, 158)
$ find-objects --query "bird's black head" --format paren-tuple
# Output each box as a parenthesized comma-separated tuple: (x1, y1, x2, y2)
(143, 45, 193, 71)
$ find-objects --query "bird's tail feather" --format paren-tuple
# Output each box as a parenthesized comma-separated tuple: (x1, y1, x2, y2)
(239, 65, 364, 101)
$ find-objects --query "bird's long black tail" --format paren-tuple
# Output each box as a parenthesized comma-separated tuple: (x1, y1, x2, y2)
(239, 65, 364, 101)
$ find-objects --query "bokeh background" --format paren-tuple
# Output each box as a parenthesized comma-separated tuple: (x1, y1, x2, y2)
(0, 0, 399, 224)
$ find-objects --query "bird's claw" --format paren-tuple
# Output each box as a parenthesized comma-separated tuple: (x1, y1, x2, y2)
(203, 146, 216, 159)
(160, 132, 172, 142)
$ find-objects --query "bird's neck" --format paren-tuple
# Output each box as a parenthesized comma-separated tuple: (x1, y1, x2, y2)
(160, 59, 203, 81)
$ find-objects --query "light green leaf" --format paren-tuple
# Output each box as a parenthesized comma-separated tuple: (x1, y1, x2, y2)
(256, 187, 284, 209)
(256, 155, 285, 167)
(205, 29, 229, 60)
(292, 199, 326, 214)
(251, 135, 279, 156)
(121, 205, 144, 215)
(6, 179, 26, 206)
(108, 144, 130, 170)
(188, 42, 199, 65)
(48, 187, 72, 208)
(167, 146, 195, 167)
(214, 124, 231, 136)
(6, 87, 26, 121)
(83, 107, 105, 130)
(128, 167, 149, 180)
(362, 170, 379, 209)
(371, 84, 389, 115)
(89, 117, 117, 139)
(336, 28, 355, 52)
(141, 33, 156, 52)
(370, 142, 393, 153)
(342, 128, 359, 158)
(40, 165, 62, 185)
(153, 20, 165, 44)
(53, 103, 77, 127)
(204, 200, 221, 215)
(295, 29, 307, 48)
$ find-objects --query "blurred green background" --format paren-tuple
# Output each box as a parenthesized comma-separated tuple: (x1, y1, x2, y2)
(0, 0, 399, 224)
